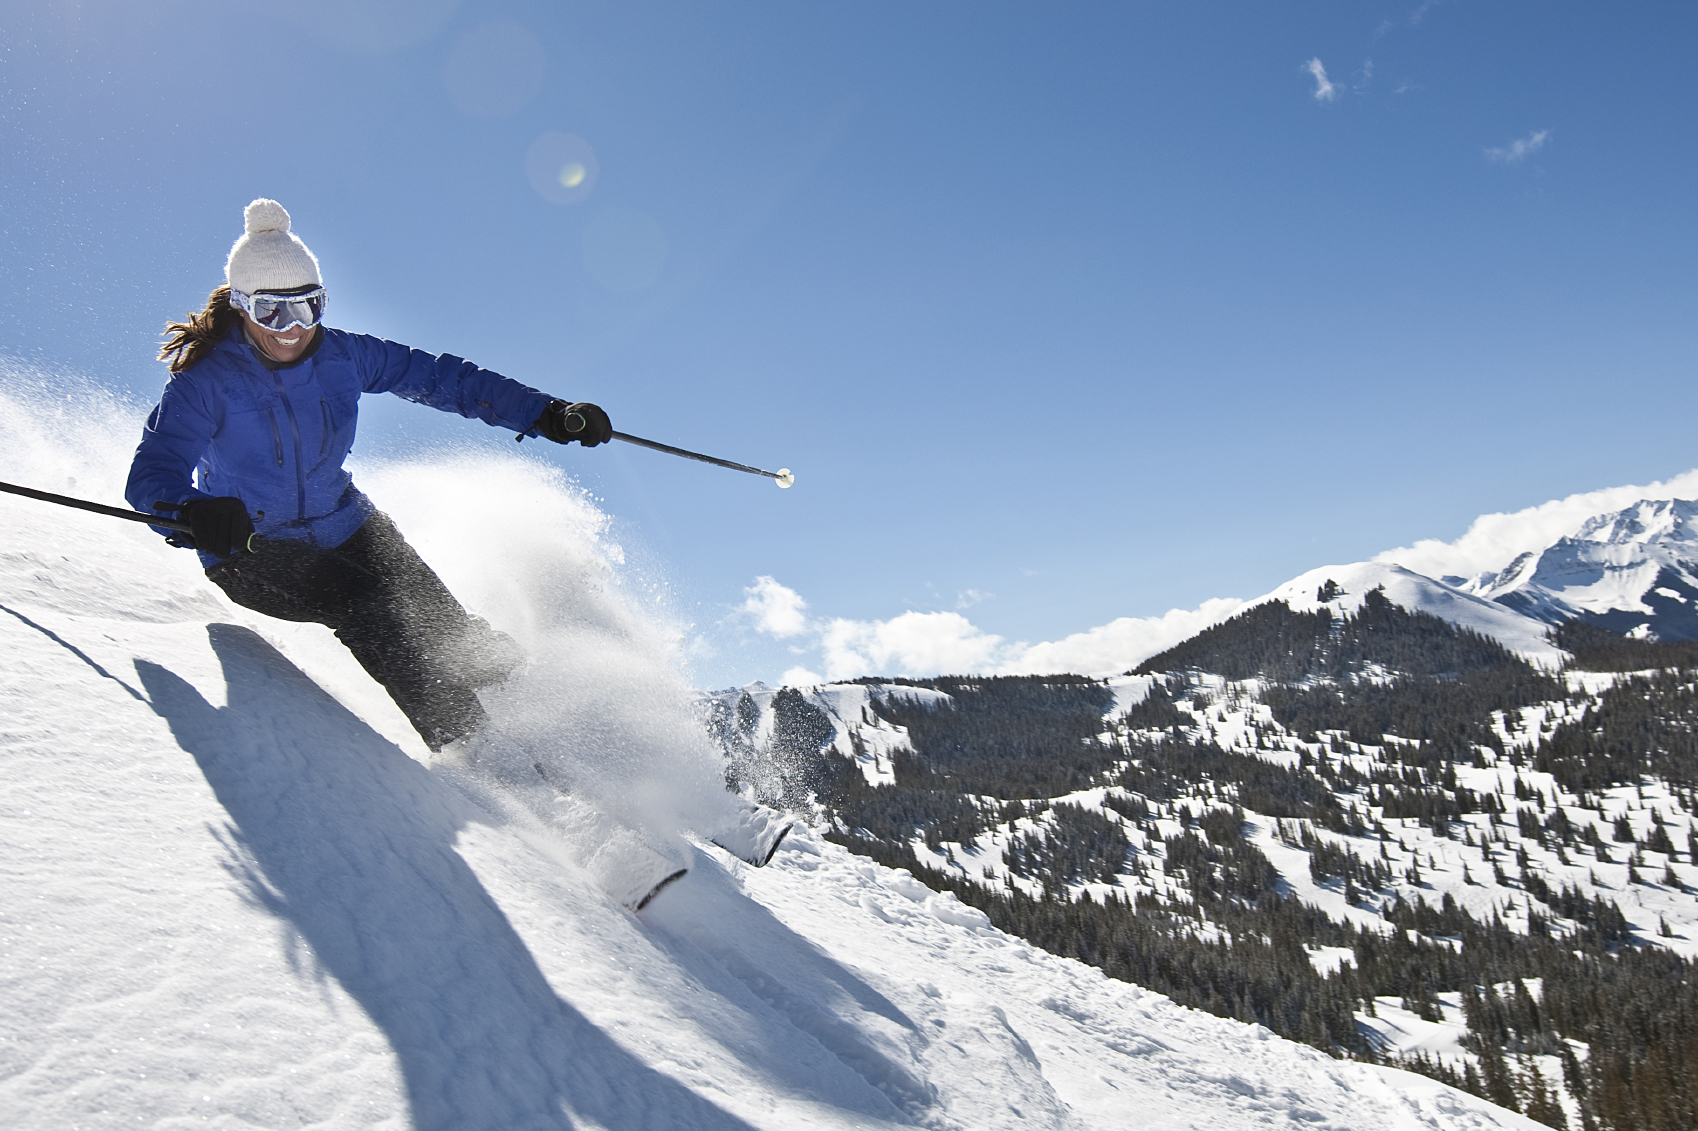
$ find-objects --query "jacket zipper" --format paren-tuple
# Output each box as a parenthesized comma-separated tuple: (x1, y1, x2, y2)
(265, 409, 284, 468)
(269, 374, 309, 521)
(309, 397, 335, 474)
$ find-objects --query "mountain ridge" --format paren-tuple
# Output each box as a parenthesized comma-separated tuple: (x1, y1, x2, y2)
(1189, 496, 1698, 671)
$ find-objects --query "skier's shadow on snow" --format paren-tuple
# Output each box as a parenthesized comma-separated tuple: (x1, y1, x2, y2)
(643, 853, 939, 1123)
(136, 624, 761, 1131)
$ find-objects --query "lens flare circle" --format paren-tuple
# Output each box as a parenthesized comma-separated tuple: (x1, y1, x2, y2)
(525, 133, 599, 205)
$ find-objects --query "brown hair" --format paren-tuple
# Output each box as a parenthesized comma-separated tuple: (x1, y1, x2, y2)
(158, 285, 245, 373)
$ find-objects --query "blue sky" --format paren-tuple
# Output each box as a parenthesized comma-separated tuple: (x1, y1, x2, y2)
(2, 1, 1694, 688)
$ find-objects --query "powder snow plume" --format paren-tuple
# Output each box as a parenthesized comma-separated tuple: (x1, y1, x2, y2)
(355, 447, 738, 841)
(0, 361, 736, 845)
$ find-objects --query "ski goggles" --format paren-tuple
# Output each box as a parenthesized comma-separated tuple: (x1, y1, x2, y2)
(229, 286, 327, 333)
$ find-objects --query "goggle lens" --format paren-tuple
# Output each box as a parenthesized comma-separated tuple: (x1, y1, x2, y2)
(253, 291, 326, 331)
(232, 287, 327, 333)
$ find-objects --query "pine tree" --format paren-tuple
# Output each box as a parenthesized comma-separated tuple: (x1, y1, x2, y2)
(1519, 1058, 1568, 1129)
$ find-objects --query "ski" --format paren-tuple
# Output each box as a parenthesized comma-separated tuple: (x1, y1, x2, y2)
(529, 761, 690, 912)
(709, 800, 795, 867)
(632, 867, 688, 911)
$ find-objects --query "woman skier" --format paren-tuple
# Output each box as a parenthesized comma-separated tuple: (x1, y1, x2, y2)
(127, 198, 607, 751)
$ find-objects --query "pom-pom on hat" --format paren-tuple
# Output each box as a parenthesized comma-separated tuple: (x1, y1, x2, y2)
(224, 199, 321, 296)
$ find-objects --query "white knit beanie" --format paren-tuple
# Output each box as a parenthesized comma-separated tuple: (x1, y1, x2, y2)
(224, 199, 322, 295)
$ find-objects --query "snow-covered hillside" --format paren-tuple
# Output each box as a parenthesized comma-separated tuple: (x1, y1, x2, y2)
(0, 379, 1537, 1129)
(720, 669, 1698, 964)
(712, 597, 1698, 1127)
(1257, 562, 1564, 668)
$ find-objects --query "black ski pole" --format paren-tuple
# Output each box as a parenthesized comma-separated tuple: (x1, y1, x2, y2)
(608, 430, 794, 488)
(0, 479, 193, 532)
(0, 479, 265, 552)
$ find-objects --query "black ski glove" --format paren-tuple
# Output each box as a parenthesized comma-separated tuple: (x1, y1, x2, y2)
(534, 400, 612, 447)
(175, 497, 255, 558)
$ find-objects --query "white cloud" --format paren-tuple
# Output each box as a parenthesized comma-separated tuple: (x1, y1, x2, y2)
(1304, 58, 1338, 102)
(955, 588, 991, 610)
(740, 575, 809, 637)
(1485, 129, 1550, 163)
(778, 665, 824, 688)
(738, 575, 1250, 684)
(1376, 468, 1698, 582)
(998, 599, 1249, 677)
(819, 611, 1006, 682)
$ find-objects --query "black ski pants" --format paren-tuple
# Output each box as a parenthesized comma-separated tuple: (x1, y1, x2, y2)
(204, 512, 508, 750)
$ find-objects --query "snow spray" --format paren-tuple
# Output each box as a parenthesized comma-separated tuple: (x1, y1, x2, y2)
(0, 365, 225, 624)
(0, 363, 743, 860)
(340, 443, 741, 845)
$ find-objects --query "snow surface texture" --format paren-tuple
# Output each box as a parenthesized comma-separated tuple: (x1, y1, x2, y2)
(0, 372, 1539, 1129)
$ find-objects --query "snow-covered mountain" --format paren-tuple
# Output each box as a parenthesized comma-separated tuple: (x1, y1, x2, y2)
(1445, 498, 1698, 640)
(704, 496, 1698, 1129)
(1206, 498, 1698, 670)
(0, 383, 1536, 1130)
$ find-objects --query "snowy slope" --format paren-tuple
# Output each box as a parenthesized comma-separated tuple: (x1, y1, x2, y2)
(759, 667, 1698, 967)
(0, 378, 1538, 1130)
(714, 662, 1698, 1130)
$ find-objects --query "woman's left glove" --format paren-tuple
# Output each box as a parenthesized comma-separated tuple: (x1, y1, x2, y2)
(534, 400, 612, 447)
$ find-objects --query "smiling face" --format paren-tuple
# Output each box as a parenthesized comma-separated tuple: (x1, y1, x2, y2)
(244, 314, 316, 364)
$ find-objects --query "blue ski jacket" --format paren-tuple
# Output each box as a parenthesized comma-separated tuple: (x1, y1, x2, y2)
(126, 326, 554, 567)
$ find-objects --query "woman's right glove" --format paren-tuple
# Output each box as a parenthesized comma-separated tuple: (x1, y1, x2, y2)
(534, 400, 613, 447)
(176, 497, 255, 558)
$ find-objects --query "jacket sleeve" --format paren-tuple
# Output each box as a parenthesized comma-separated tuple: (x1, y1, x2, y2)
(345, 332, 554, 436)
(125, 375, 219, 538)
